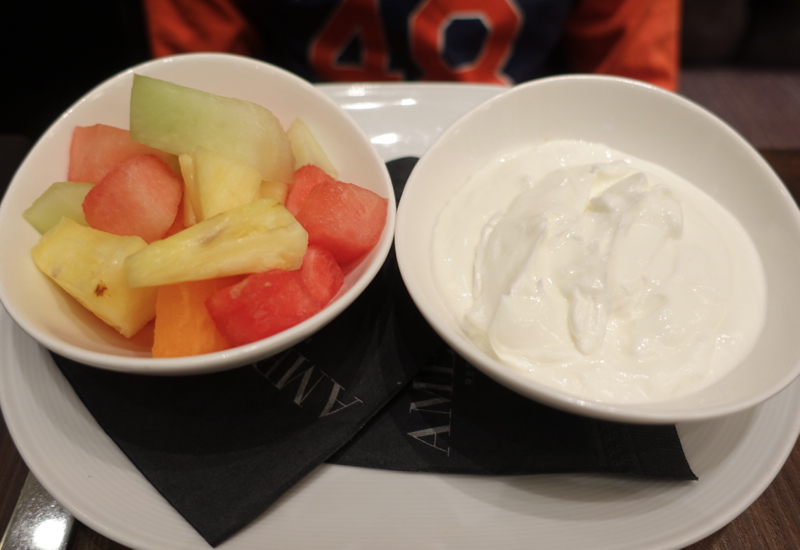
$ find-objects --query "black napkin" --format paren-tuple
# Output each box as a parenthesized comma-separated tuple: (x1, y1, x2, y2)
(330, 346, 695, 478)
(54, 237, 424, 547)
(51, 157, 695, 548)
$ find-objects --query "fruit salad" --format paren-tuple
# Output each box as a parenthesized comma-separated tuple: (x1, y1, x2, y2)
(24, 75, 388, 358)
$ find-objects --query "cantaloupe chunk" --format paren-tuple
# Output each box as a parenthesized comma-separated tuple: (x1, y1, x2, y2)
(152, 276, 242, 358)
(130, 75, 295, 183)
(32, 218, 157, 337)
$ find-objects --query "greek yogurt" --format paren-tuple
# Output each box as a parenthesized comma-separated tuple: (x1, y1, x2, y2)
(431, 140, 767, 403)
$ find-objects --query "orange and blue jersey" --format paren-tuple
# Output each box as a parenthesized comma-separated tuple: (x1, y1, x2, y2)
(143, 0, 680, 90)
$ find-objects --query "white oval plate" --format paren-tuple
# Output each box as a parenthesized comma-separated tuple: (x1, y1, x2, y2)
(1, 83, 799, 550)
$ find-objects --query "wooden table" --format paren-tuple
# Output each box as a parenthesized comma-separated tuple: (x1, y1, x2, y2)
(2, 150, 800, 550)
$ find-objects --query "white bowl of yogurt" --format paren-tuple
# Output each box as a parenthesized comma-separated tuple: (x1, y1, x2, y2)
(395, 74, 800, 423)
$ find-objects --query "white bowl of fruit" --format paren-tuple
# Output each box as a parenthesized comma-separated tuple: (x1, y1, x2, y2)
(0, 53, 395, 374)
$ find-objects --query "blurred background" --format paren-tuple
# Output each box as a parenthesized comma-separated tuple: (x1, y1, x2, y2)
(0, 0, 799, 146)
(0, 2, 150, 142)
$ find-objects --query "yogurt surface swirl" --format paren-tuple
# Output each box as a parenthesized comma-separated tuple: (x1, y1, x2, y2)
(431, 140, 767, 403)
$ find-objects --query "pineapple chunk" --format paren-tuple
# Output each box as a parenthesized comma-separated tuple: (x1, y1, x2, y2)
(178, 153, 199, 227)
(24, 181, 94, 234)
(260, 180, 289, 204)
(287, 118, 338, 178)
(125, 198, 308, 288)
(130, 75, 295, 183)
(193, 146, 261, 220)
(32, 218, 156, 337)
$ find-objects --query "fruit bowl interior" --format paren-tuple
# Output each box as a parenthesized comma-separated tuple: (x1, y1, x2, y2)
(0, 53, 395, 375)
(395, 75, 800, 423)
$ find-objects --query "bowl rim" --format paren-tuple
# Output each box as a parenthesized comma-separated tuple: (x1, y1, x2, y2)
(0, 52, 397, 375)
(395, 73, 800, 424)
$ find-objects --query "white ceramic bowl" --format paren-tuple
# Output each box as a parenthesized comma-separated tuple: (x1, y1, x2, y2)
(0, 53, 395, 375)
(395, 74, 800, 424)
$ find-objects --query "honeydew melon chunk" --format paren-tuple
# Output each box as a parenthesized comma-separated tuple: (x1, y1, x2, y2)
(130, 74, 295, 184)
(24, 181, 94, 234)
(287, 118, 338, 178)
(32, 218, 157, 337)
(125, 198, 308, 288)
(193, 146, 262, 220)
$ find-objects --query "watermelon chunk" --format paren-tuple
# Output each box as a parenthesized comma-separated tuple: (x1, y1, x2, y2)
(83, 154, 183, 244)
(295, 180, 388, 263)
(299, 244, 344, 306)
(285, 164, 335, 216)
(206, 270, 322, 346)
(69, 124, 179, 184)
